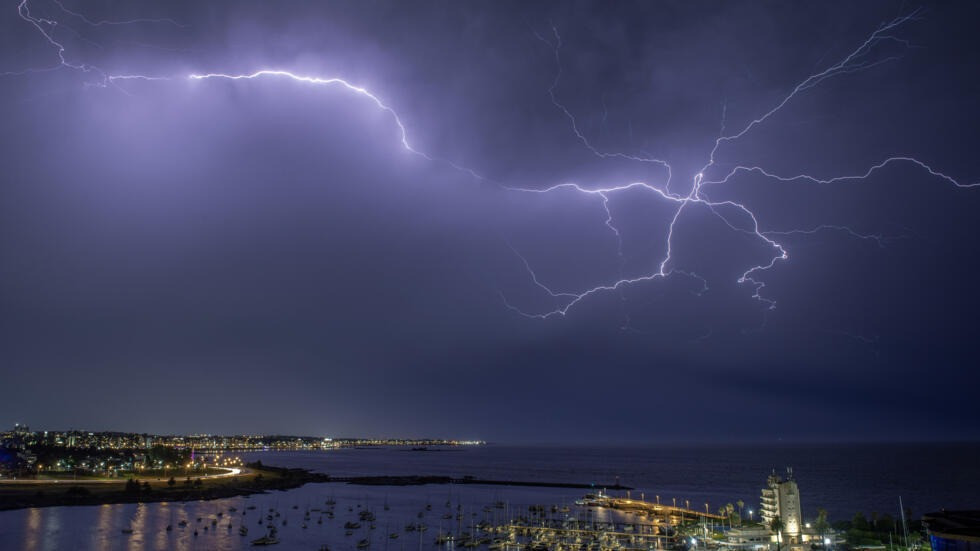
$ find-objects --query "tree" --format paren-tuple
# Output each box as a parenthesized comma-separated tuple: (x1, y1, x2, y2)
(147, 445, 188, 466)
(815, 509, 831, 547)
(726, 504, 736, 529)
(125, 478, 140, 494)
(770, 515, 785, 551)
(737, 500, 745, 527)
(167, 477, 176, 488)
(877, 514, 895, 534)
(853, 512, 870, 531)
(142, 481, 151, 493)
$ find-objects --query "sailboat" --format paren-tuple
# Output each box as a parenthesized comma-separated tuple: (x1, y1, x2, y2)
(251, 525, 280, 545)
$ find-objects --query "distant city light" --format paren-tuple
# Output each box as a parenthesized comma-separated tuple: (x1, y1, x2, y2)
(0, 423, 484, 479)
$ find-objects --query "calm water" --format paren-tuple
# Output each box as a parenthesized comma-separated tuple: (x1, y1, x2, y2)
(1, 443, 977, 550)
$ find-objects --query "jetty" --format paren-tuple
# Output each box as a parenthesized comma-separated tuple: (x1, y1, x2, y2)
(330, 475, 633, 491)
(585, 495, 726, 521)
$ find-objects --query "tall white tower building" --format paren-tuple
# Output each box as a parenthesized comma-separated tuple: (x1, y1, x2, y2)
(761, 468, 803, 543)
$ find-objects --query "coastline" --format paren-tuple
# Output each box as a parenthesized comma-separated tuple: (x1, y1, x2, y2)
(0, 464, 328, 512)
(0, 464, 632, 511)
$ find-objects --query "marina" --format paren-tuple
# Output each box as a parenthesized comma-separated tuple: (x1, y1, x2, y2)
(0, 444, 977, 550)
(86, 491, 719, 550)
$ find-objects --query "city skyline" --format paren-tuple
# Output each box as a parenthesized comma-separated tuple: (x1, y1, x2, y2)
(2, 423, 484, 446)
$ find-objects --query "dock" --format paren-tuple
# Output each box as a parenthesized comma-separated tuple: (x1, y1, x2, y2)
(584, 496, 726, 522)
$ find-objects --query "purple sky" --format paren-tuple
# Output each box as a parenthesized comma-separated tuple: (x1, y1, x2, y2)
(1, 1, 978, 442)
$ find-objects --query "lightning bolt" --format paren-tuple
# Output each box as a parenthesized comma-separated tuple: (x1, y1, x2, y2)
(8, 0, 487, 178)
(499, 11, 975, 323)
(760, 226, 891, 249)
(702, 157, 980, 189)
(186, 70, 486, 181)
(533, 25, 673, 182)
(50, 0, 188, 28)
(7, 0, 175, 86)
(4, 1, 976, 330)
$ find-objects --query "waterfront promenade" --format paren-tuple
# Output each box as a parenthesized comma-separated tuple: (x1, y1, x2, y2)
(0, 467, 245, 486)
(588, 495, 727, 522)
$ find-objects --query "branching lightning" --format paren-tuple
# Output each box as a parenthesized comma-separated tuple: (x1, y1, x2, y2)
(4, 1, 977, 330)
(533, 26, 673, 175)
(499, 10, 976, 322)
(50, 0, 188, 28)
(702, 156, 980, 189)
(7, 0, 175, 85)
(9, 0, 487, 175)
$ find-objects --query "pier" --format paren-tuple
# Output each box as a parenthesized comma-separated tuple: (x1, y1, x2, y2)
(331, 475, 633, 491)
(588, 497, 726, 522)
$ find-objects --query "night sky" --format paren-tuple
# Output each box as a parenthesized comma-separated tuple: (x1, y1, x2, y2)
(1, 1, 978, 443)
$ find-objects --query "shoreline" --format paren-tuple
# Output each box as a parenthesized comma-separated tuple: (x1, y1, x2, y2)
(336, 475, 632, 490)
(0, 465, 629, 512)
(0, 464, 328, 512)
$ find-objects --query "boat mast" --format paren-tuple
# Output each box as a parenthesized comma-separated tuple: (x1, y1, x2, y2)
(898, 497, 910, 549)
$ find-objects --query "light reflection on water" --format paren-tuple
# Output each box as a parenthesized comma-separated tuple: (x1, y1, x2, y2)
(23, 507, 40, 551)
(2, 443, 978, 550)
(42, 506, 61, 551)
(152, 503, 169, 551)
(97, 504, 113, 550)
(2, 483, 617, 550)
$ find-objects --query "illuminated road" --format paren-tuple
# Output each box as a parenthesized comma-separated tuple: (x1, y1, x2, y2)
(0, 467, 245, 485)
(589, 496, 727, 521)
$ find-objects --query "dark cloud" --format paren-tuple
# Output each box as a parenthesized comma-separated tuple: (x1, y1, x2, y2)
(1, 1, 978, 441)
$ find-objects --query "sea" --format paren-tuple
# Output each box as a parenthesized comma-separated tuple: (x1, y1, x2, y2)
(0, 443, 977, 550)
